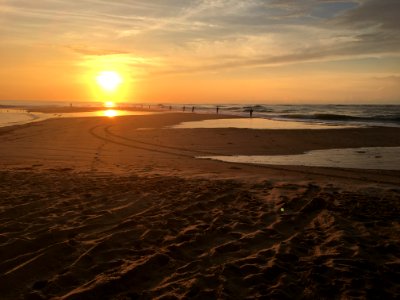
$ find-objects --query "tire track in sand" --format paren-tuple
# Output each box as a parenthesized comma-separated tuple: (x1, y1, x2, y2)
(89, 125, 199, 158)
(89, 125, 400, 185)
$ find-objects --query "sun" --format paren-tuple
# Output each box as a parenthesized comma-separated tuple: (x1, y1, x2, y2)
(96, 71, 122, 92)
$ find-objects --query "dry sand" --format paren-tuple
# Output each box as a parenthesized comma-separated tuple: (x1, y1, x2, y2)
(0, 111, 399, 299)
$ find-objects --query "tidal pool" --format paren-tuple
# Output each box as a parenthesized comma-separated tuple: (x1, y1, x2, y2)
(199, 147, 400, 170)
(171, 118, 357, 130)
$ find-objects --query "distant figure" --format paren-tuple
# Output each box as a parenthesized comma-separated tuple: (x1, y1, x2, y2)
(249, 107, 254, 118)
(183, 106, 186, 112)
(192, 106, 195, 113)
(169, 105, 172, 110)
(216, 106, 219, 114)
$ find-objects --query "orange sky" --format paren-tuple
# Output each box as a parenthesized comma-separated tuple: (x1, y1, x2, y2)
(0, 0, 399, 104)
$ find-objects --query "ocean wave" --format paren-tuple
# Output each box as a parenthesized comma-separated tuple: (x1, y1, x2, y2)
(276, 113, 400, 123)
(243, 105, 273, 113)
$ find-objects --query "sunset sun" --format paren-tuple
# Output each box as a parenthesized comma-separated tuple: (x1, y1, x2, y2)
(96, 71, 122, 92)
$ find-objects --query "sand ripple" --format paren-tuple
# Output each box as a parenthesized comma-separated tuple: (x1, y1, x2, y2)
(0, 171, 399, 299)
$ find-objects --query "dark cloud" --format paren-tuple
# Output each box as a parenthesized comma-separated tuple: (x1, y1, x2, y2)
(320, 0, 400, 63)
(337, 0, 400, 30)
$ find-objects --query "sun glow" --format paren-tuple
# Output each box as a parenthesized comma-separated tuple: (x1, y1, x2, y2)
(104, 101, 115, 108)
(96, 71, 122, 92)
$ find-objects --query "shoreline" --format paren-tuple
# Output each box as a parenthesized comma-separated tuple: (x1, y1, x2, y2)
(2, 104, 400, 130)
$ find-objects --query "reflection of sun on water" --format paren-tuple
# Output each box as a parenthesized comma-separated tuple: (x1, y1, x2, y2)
(103, 109, 118, 117)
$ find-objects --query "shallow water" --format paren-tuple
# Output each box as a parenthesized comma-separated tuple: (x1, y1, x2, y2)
(62, 110, 162, 118)
(0, 109, 161, 128)
(199, 147, 400, 170)
(171, 118, 357, 130)
(0, 109, 47, 128)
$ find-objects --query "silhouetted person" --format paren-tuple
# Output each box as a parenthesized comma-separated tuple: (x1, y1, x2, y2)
(169, 106, 172, 110)
(249, 107, 253, 118)
(216, 106, 219, 114)
(183, 106, 186, 112)
(192, 106, 195, 113)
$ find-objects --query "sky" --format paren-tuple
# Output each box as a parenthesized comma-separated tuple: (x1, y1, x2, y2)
(0, 0, 399, 104)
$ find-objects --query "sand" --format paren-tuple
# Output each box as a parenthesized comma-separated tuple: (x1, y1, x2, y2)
(0, 111, 399, 299)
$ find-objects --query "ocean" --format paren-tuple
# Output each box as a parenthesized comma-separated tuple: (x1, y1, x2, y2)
(1, 101, 400, 128)
(188, 104, 400, 128)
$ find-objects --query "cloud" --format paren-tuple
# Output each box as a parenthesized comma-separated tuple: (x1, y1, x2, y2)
(153, 34, 400, 76)
(372, 75, 400, 83)
(320, 0, 400, 62)
(337, 0, 400, 30)
(1, 0, 399, 77)
(65, 45, 129, 56)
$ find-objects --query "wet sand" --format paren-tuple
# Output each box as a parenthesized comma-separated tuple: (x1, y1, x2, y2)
(0, 111, 399, 299)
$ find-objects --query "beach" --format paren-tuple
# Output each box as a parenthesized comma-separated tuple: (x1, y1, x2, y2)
(0, 111, 399, 299)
